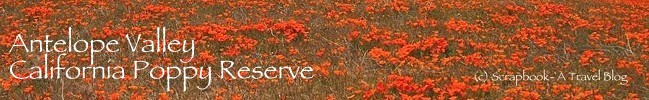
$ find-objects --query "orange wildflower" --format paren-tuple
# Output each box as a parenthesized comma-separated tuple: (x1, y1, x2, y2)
(444, 18, 482, 33)
(22, 6, 53, 19)
(272, 20, 309, 42)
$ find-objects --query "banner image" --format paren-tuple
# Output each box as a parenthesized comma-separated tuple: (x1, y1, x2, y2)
(0, 0, 647, 99)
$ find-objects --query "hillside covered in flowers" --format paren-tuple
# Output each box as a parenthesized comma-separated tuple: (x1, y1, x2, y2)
(0, 0, 648, 99)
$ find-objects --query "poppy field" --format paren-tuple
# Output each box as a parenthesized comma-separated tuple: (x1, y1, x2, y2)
(0, 0, 648, 99)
